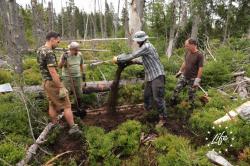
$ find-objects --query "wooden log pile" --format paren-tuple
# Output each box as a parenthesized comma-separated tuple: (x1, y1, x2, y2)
(218, 71, 250, 99)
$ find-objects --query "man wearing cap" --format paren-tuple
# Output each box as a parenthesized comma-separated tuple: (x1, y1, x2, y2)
(113, 31, 167, 125)
(170, 38, 204, 109)
(37, 32, 82, 135)
(59, 42, 85, 108)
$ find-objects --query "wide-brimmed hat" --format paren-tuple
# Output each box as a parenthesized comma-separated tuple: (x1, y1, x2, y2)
(133, 31, 148, 42)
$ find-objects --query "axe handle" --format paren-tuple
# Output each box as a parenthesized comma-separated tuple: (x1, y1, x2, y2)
(198, 85, 208, 96)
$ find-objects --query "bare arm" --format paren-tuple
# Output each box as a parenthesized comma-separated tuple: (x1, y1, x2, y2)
(197, 67, 203, 78)
(48, 67, 63, 88)
(179, 62, 186, 72)
(80, 64, 84, 73)
(117, 44, 150, 63)
(58, 55, 66, 68)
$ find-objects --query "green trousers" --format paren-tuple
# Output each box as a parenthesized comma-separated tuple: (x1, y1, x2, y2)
(62, 76, 82, 100)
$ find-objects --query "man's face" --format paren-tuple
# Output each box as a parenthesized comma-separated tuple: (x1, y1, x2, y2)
(136, 41, 144, 47)
(70, 48, 79, 55)
(51, 37, 60, 49)
(184, 40, 195, 52)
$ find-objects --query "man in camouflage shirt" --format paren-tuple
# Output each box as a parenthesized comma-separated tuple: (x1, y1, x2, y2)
(37, 32, 82, 135)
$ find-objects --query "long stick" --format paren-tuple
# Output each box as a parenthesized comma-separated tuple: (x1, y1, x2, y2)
(65, 59, 80, 111)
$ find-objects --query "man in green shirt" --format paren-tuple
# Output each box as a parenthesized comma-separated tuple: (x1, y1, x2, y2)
(59, 42, 85, 108)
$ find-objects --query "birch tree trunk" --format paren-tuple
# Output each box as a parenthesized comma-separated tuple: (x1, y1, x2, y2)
(129, 0, 145, 51)
(31, 0, 46, 48)
(165, 0, 177, 58)
(98, 0, 104, 38)
(92, 0, 97, 38)
(223, 0, 232, 44)
(47, 1, 53, 32)
(104, 0, 108, 38)
(191, 14, 200, 40)
(0, 0, 27, 74)
(124, 0, 130, 39)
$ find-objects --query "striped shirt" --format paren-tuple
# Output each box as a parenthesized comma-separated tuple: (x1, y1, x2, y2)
(117, 41, 165, 81)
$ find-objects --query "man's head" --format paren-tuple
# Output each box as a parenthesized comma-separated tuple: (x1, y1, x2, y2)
(133, 31, 148, 47)
(68, 42, 80, 55)
(46, 32, 61, 49)
(184, 38, 198, 53)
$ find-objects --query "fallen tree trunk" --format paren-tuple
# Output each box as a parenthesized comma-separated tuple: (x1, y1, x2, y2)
(13, 79, 144, 94)
(235, 74, 248, 99)
(24, 48, 110, 53)
(213, 101, 250, 125)
(86, 103, 144, 115)
(17, 122, 55, 166)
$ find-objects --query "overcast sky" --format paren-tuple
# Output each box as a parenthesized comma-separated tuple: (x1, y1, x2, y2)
(16, 0, 122, 14)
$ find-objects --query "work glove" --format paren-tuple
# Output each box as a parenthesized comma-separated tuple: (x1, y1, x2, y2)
(59, 87, 68, 99)
(82, 73, 86, 82)
(193, 78, 201, 87)
(175, 71, 182, 78)
(112, 56, 118, 64)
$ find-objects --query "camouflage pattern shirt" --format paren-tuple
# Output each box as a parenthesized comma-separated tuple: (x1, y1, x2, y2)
(37, 46, 58, 80)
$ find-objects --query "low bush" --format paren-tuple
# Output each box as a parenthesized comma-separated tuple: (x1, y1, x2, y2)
(0, 69, 12, 84)
(153, 134, 211, 166)
(85, 120, 142, 165)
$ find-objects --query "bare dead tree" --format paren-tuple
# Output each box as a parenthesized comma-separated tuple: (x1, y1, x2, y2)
(223, 0, 232, 44)
(47, 1, 54, 32)
(0, 0, 28, 75)
(31, 0, 46, 48)
(191, 15, 200, 40)
(165, 0, 177, 57)
(104, 0, 108, 38)
(124, 0, 130, 39)
(98, 0, 104, 38)
(129, 0, 145, 51)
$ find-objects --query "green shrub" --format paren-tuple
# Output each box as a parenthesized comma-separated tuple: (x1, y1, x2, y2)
(85, 126, 114, 165)
(0, 141, 25, 164)
(0, 69, 12, 84)
(109, 120, 142, 156)
(85, 120, 142, 165)
(0, 98, 29, 135)
(202, 61, 231, 88)
(119, 84, 143, 104)
(228, 38, 250, 51)
(153, 134, 211, 166)
(23, 69, 41, 85)
(23, 58, 38, 70)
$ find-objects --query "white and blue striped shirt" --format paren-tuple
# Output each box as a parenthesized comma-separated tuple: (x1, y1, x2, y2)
(117, 41, 165, 81)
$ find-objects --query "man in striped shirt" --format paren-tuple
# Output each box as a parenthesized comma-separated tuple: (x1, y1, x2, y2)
(113, 31, 167, 125)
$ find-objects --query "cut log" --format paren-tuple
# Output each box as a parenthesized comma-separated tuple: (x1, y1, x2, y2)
(206, 151, 233, 166)
(213, 101, 250, 125)
(232, 71, 245, 77)
(13, 79, 144, 94)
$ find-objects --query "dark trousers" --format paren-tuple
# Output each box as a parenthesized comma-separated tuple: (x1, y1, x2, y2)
(144, 75, 167, 117)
